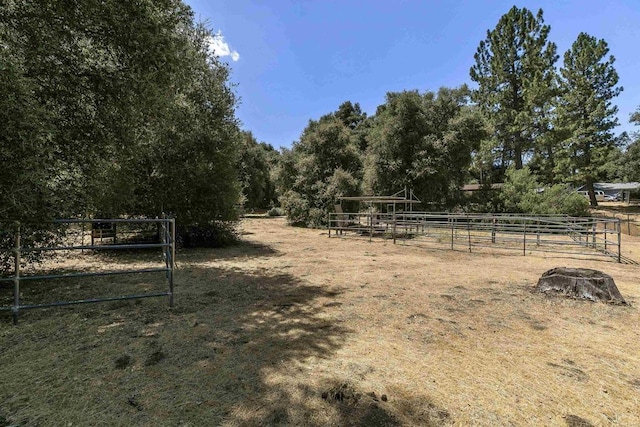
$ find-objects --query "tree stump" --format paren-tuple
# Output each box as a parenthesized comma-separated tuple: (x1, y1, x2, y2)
(536, 267, 626, 304)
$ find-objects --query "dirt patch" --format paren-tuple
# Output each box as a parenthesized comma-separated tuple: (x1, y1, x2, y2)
(321, 383, 400, 427)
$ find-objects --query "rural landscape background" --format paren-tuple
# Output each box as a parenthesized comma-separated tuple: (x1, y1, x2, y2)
(1, 1, 640, 426)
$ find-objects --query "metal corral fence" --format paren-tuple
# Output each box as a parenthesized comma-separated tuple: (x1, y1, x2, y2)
(328, 212, 633, 264)
(0, 218, 175, 324)
(599, 213, 640, 237)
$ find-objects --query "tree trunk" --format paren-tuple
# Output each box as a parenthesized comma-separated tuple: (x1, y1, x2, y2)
(514, 144, 523, 170)
(586, 177, 598, 207)
(537, 267, 626, 304)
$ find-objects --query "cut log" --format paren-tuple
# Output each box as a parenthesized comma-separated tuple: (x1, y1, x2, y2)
(536, 267, 626, 304)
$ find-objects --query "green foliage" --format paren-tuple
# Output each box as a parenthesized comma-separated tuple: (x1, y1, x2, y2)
(500, 167, 539, 213)
(598, 145, 625, 182)
(621, 140, 640, 182)
(631, 107, 640, 126)
(500, 167, 589, 216)
(276, 102, 365, 227)
(555, 32, 622, 206)
(619, 107, 640, 182)
(177, 222, 239, 248)
(364, 87, 486, 209)
(279, 190, 310, 226)
(470, 6, 558, 172)
(237, 131, 279, 210)
(1, 0, 242, 258)
(267, 207, 284, 217)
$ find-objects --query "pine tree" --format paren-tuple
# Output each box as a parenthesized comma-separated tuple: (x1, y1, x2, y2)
(470, 6, 558, 172)
(556, 32, 622, 206)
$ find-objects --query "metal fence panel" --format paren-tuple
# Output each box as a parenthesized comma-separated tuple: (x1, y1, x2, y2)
(0, 217, 176, 324)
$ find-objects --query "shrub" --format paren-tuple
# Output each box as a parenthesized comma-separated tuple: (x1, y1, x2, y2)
(176, 221, 239, 248)
(307, 208, 327, 228)
(280, 191, 310, 226)
(500, 166, 589, 216)
(267, 207, 284, 217)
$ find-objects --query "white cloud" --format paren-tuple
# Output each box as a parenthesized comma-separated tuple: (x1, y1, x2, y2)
(207, 31, 240, 62)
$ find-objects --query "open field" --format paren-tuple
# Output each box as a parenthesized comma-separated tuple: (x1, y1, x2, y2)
(1, 217, 640, 426)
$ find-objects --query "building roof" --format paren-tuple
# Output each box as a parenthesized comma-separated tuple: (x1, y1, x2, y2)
(338, 196, 421, 204)
(577, 182, 640, 192)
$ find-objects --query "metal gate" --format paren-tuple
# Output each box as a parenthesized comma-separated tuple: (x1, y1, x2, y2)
(0, 217, 175, 324)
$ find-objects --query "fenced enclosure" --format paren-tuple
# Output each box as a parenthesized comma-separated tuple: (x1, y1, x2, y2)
(600, 212, 640, 237)
(328, 211, 632, 264)
(0, 218, 175, 324)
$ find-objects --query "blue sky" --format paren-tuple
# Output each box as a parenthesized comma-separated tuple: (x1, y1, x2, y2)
(186, 0, 640, 149)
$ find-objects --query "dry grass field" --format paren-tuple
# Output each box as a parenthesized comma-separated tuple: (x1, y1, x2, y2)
(1, 217, 639, 426)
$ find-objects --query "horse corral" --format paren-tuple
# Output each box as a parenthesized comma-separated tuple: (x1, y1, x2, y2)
(329, 196, 631, 264)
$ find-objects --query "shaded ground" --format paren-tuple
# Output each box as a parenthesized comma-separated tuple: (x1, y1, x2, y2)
(1, 217, 640, 426)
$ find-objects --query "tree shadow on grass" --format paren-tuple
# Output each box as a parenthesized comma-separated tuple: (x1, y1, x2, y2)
(0, 246, 417, 426)
(178, 240, 280, 262)
(90, 240, 279, 267)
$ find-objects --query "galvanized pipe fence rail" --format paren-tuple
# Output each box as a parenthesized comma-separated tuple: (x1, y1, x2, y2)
(596, 213, 640, 237)
(328, 212, 628, 263)
(0, 218, 175, 324)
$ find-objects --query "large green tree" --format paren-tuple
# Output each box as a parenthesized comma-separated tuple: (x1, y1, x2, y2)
(555, 32, 622, 206)
(620, 108, 640, 182)
(237, 131, 278, 211)
(364, 87, 486, 209)
(1, 0, 242, 253)
(470, 6, 558, 172)
(277, 102, 365, 226)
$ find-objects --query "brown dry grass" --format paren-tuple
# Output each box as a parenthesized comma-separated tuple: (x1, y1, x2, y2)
(1, 217, 639, 426)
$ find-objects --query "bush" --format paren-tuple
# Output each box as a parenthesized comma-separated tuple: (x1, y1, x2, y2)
(519, 185, 590, 217)
(500, 166, 589, 216)
(280, 191, 310, 226)
(267, 207, 284, 217)
(307, 208, 327, 228)
(0, 222, 66, 274)
(176, 221, 239, 248)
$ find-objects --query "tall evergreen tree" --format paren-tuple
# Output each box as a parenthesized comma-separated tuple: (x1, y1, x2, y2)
(470, 6, 558, 172)
(620, 107, 640, 182)
(555, 32, 622, 206)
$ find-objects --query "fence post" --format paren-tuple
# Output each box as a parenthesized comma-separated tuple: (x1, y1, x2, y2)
(491, 217, 496, 244)
(604, 221, 608, 251)
(467, 216, 471, 253)
(617, 219, 621, 263)
(169, 218, 175, 308)
(12, 223, 21, 325)
(450, 216, 454, 250)
(523, 218, 527, 256)
(393, 210, 397, 244)
(327, 212, 331, 238)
